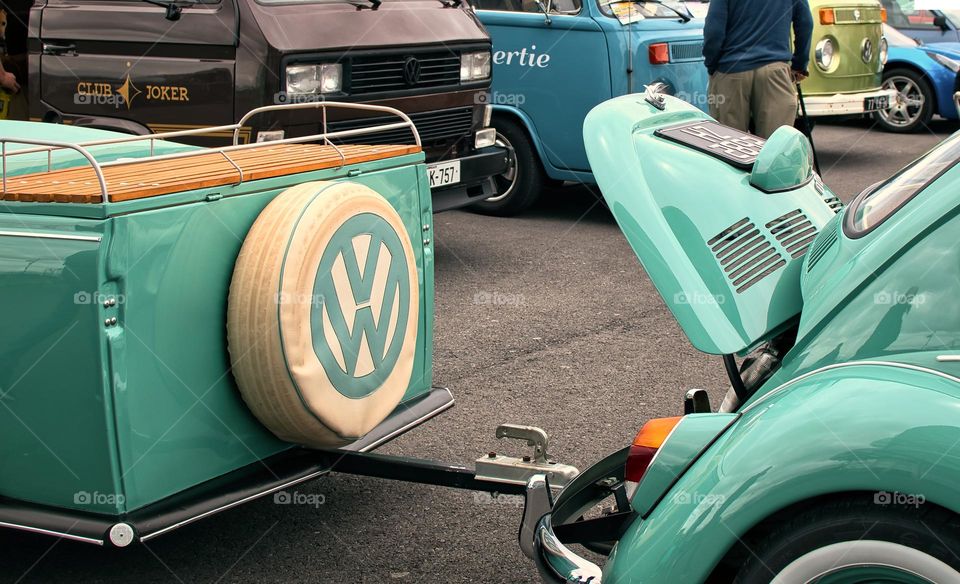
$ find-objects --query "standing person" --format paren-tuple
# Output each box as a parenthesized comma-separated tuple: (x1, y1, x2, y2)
(703, 0, 814, 139)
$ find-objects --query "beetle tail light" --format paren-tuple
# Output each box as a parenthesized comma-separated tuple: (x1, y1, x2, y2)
(624, 416, 683, 498)
(649, 43, 670, 65)
(820, 8, 835, 25)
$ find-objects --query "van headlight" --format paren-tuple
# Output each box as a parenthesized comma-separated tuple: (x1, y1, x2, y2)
(461, 52, 492, 82)
(815, 38, 835, 71)
(285, 63, 343, 95)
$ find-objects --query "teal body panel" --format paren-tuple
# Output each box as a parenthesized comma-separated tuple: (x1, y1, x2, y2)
(604, 363, 960, 582)
(583, 94, 839, 355)
(0, 126, 434, 515)
(769, 164, 960, 386)
(477, 4, 708, 183)
(629, 413, 736, 517)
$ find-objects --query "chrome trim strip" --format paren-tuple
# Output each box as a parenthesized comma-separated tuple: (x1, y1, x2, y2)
(743, 360, 960, 414)
(356, 389, 455, 453)
(0, 520, 104, 546)
(936, 355, 960, 362)
(0, 230, 102, 242)
(138, 468, 330, 542)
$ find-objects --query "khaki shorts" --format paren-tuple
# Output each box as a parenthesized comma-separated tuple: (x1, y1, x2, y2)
(708, 62, 798, 139)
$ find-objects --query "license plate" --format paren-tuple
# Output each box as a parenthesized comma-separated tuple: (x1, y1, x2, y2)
(864, 95, 890, 112)
(427, 160, 461, 188)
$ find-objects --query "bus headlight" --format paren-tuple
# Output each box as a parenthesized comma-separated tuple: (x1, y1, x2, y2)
(815, 38, 835, 71)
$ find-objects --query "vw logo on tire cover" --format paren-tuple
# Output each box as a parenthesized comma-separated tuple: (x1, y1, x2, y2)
(227, 181, 419, 447)
(312, 213, 411, 398)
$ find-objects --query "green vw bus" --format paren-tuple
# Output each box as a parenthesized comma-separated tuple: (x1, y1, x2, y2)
(800, 0, 896, 116)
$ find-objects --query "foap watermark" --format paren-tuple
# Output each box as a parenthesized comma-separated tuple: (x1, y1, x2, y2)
(673, 291, 725, 306)
(873, 290, 926, 307)
(476, 91, 526, 107)
(273, 92, 329, 105)
(473, 492, 524, 508)
(74, 92, 126, 109)
(473, 290, 525, 306)
(875, 490, 925, 508)
(74, 491, 125, 506)
(74, 290, 125, 306)
(274, 292, 324, 307)
(675, 90, 727, 108)
(671, 491, 726, 506)
(274, 490, 326, 508)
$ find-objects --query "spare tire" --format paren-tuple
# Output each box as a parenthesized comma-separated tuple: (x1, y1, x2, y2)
(228, 181, 419, 447)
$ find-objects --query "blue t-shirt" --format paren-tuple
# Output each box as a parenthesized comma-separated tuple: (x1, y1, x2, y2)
(703, 0, 814, 75)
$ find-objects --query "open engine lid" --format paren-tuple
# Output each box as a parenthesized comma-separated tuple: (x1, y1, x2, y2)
(583, 93, 841, 355)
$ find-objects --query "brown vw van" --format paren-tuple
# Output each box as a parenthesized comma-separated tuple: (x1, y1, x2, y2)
(13, 0, 506, 210)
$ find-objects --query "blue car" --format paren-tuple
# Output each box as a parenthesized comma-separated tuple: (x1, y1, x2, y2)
(876, 24, 960, 132)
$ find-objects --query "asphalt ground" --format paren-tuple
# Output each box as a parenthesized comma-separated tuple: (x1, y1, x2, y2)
(1, 118, 956, 583)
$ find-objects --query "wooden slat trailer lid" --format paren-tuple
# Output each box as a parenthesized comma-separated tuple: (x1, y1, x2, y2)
(1, 143, 421, 204)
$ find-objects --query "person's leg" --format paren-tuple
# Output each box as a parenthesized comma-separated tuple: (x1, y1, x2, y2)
(752, 62, 798, 139)
(708, 69, 752, 132)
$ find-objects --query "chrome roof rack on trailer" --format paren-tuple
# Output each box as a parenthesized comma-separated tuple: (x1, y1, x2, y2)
(0, 101, 421, 204)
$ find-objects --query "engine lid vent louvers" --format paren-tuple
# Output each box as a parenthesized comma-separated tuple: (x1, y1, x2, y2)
(806, 221, 839, 272)
(708, 218, 787, 294)
(813, 174, 843, 213)
(766, 209, 818, 259)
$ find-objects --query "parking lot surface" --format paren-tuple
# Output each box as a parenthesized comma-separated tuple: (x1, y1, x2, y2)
(1, 119, 955, 583)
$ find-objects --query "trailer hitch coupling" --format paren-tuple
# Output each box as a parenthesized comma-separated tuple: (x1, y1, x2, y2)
(475, 424, 579, 490)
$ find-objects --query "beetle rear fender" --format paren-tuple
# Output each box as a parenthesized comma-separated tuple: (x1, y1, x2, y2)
(605, 362, 960, 583)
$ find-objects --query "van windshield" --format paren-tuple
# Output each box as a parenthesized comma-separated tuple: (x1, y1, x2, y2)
(599, 0, 689, 21)
(849, 132, 960, 233)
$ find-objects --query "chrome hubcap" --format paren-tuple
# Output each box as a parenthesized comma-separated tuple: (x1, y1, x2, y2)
(878, 76, 925, 127)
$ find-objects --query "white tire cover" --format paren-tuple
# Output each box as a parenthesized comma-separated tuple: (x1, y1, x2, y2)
(228, 181, 419, 447)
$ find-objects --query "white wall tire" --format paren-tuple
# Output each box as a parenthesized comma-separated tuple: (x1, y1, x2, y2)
(773, 540, 958, 583)
(734, 498, 960, 584)
(228, 181, 419, 447)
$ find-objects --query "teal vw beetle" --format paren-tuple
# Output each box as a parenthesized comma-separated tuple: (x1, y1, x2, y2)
(519, 89, 960, 582)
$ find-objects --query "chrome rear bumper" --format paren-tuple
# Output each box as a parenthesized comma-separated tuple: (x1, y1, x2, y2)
(522, 475, 604, 583)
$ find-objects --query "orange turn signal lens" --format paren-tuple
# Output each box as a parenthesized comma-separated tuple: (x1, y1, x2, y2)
(649, 43, 670, 65)
(625, 416, 683, 489)
(820, 8, 836, 25)
(632, 416, 683, 449)
(880, 7, 887, 22)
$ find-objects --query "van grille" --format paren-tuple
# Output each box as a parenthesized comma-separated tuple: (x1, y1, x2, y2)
(766, 209, 818, 259)
(807, 222, 839, 272)
(708, 218, 787, 294)
(670, 41, 705, 63)
(350, 51, 461, 95)
(327, 107, 474, 147)
(834, 7, 882, 24)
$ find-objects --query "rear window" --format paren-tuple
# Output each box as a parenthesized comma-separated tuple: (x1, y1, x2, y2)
(847, 132, 960, 234)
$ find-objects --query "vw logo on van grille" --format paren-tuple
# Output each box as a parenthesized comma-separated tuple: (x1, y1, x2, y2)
(402, 56, 422, 87)
(861, 38, 873, 63)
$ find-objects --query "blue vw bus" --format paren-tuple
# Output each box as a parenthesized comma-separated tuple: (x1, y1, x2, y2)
(473, 1, 707, 214)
